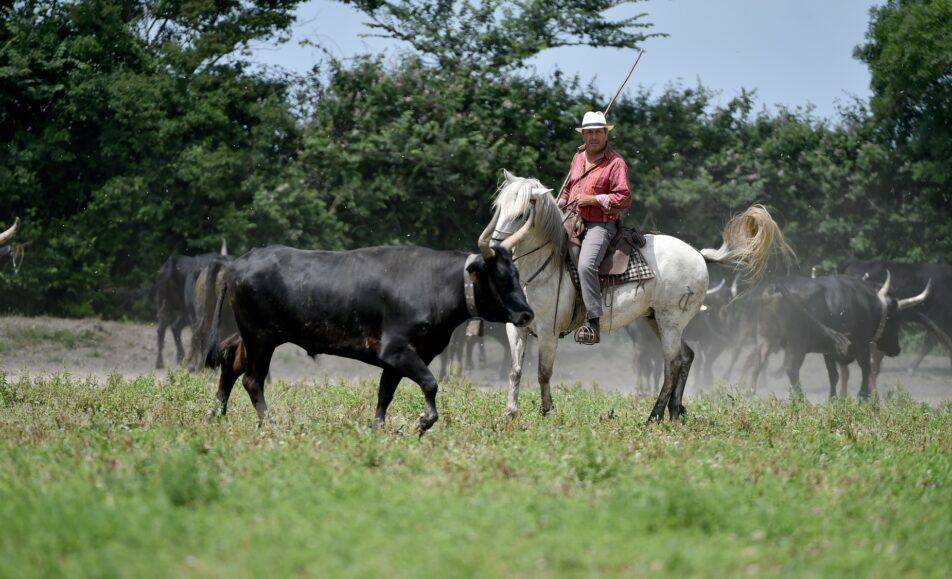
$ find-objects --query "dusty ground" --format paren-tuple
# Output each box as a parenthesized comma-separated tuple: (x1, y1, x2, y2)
(1, 315, 949, 405)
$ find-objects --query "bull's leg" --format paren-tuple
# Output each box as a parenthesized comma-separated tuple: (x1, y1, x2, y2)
(668, 341, 694, 422)
(379, 341, 440, 434)
(172, 318, 189, 366)
(823, 355, 840, 398)
(211, 337, 246, 418)
(155, 321, 168, 369)
(241, 344, 276, 426)
(372, 369, 402, 429)
(838, 362, 850, 398)
(870, 345, 884, 398)
(505, 324, 530, 417)
(537, 332, 560, 416)
(856, 346, 873, 400)
(785, 350, 806, 391)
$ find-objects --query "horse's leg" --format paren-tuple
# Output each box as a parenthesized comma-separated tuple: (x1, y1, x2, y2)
(646, 316, 685, 423)
(669, 341, 694, 422)
(505, 323, 530, 417)
(537, 331, 560, 416)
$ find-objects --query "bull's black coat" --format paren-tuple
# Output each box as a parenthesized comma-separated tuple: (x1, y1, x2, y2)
(840, 258, 952, 371)
(205, 245, 533, 432)
(762, 275, 901, 398)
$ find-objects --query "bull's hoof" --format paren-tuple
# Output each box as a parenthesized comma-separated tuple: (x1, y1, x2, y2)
(645, 413, 664, 425)
(371, 417, 385, 430)
(206, 407, 226, 422)
(504, 407, 519, 420)
(416, 412, 438, 436)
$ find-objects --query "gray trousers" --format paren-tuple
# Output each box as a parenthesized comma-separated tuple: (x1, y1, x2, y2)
(578, 220, 618, 320)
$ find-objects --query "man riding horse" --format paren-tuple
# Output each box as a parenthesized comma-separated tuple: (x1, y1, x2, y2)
(556, 111, 632, 344)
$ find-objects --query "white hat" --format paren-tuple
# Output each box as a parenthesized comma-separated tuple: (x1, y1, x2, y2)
(576, 111, 614, 133)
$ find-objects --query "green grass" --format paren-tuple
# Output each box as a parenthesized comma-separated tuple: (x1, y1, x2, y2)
(0, 369, 950, 578)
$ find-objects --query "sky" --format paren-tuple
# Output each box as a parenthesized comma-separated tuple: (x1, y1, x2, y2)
(250, 0, 884, 119)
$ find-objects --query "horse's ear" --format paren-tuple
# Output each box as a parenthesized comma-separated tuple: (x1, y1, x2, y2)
(502, 169, 515, 181)
(534, 187, 553, 196)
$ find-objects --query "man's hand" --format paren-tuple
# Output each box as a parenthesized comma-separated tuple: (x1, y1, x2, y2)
(577, 194, 599, 207)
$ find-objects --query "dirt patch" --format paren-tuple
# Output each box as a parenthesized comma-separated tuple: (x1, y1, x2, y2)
(1, 315, 949, 405)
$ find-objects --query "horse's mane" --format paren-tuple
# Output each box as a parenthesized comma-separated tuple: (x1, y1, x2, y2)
(492, 173, 565, 256)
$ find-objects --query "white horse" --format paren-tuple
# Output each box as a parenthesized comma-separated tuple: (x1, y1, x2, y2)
(480, 171, 795, 422)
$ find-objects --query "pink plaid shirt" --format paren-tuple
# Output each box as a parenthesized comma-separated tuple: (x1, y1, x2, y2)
(556, 146, 631, 222)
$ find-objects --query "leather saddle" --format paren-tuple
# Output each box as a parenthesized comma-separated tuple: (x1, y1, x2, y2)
(564, 214, 647, 276)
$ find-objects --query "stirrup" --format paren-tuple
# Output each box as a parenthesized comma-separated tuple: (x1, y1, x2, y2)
(574, 323, 600, 345)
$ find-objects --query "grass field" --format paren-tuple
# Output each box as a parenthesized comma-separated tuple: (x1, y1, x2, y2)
(1, 370, 950, 578)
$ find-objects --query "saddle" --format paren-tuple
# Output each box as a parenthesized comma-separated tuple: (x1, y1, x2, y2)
(564, 213, 648, 278)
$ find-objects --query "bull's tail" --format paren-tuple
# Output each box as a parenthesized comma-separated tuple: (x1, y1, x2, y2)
(775, 284, 852, 358)
(700, 205, 797, 287)
(204, 284, 228, 369)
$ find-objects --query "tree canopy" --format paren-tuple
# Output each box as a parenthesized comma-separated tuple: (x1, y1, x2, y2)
(0, 0, 949, 317)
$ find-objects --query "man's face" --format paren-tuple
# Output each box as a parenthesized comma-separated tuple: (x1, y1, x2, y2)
(581, 128, 607, 155)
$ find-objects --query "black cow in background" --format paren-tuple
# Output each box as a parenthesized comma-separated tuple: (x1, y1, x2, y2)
(840, 258, 952, 371)
(439, 320, 513, 381)
(155, 251, 231, 368)
(752, 274, 930, 398)
(204, 242, 534, 433)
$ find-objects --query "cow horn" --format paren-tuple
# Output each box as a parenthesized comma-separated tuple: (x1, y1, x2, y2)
(810, 266, 817, 279)
(478, 208, 500, 258)
(0, 217, 19, 245)
(897, 279, 931, 310)
(706, 278, 725, 295)
(500, 202, 536, 252)
(877, 270, 891, 300)
(730, 273, 739, 299)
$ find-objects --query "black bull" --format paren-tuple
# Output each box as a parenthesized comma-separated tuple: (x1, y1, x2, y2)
(756, 274, 925, 398)
(204, 245, 533, 433)
(840, 258, 952, 370)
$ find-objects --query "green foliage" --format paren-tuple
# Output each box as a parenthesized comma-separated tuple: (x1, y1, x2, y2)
(854, 0, 952, 260)
(1, 0, 951, 316)
(0, 372, 951, 577)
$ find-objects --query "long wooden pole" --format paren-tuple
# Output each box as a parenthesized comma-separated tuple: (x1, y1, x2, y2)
(554, 48, 646, 199)
(604, 48, 645, 116)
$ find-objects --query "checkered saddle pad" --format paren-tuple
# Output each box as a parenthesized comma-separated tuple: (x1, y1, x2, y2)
(566, 247, 655, 291)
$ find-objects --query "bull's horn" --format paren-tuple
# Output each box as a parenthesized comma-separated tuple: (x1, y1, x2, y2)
(897, 279, 931, 310)
(0, 217, 19, 245)
(862, 272, 870, 280)
(220, 238, 228, 256)
(730, 273, 739, 299)
(478, 208, 500, 258)
(811, 266, 817, 279)
(500, 202, 536, 252)
(707, 279, 725, 295)
(877, 270, 891, 300)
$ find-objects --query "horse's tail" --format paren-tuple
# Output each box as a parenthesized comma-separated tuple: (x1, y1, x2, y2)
(700, 204, 797, 286)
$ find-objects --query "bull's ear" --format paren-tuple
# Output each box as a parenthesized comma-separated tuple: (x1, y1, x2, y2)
(466, 255, 486, 274)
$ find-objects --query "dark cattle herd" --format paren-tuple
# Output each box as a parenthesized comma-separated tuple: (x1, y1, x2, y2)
(3, 205, 949, 432)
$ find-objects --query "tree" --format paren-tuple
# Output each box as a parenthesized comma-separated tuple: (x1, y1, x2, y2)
(854, 0, 952, 261)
